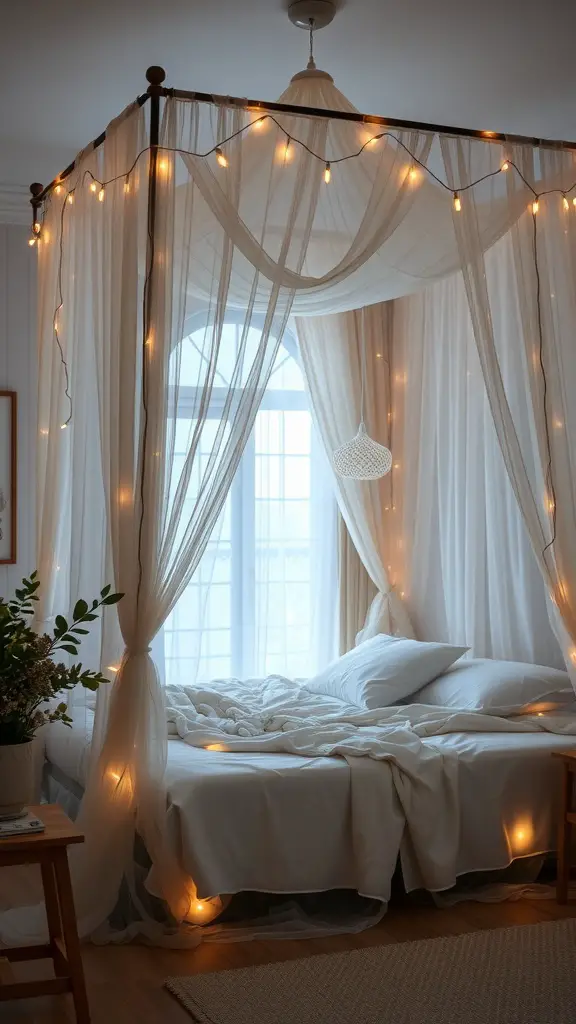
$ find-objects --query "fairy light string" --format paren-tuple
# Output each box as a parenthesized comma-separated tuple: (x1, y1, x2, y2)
(32, 117, 573, 567)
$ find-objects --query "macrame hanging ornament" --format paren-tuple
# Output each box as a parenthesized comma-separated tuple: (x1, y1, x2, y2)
(332, 313, 392, 481)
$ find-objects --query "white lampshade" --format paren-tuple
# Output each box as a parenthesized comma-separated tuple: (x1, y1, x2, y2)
(333, 424, 392, 480)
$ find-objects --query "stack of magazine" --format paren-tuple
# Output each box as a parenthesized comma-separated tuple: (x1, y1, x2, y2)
(0, 812, 45, 838)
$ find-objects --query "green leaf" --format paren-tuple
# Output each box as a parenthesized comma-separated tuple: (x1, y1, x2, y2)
(14, 589, 25, 600)
(71, 627, 89, 634)
(59, 634, 79, 643)
(60, 644, 79, 656)
(30, 570, 38, 579)
(55, 614, 68, 633)
(81, 677, 101, 691)
(73, 599, 88, 620)
(80, 613, 97, 622)
(102, 593, 124, 605)
(100, 584, 111, 598)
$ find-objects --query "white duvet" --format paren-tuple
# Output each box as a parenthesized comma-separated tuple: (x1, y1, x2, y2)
(165, 676, 576, 899)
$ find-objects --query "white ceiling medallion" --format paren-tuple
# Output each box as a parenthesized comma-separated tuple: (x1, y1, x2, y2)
(288, 1, 337, 31)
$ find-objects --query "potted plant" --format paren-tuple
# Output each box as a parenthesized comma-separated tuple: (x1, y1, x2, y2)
(0, 572, 122, 819)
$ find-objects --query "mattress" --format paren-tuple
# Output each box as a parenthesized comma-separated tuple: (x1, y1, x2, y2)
(44, 710, 573, 899)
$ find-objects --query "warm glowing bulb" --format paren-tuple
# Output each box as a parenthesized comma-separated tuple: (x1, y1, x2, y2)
(532, 200, 539, 214)
(563, 196, 570, 211)
(158, 158, 169, 175)
(376, 352, 382, 358)
(60, 423, 68, 430)
(55, 184, 62, 195)
(33, 221, 41, 234)
(107, 664, 120, 673)
(67, 194, 74, 205)
(98, 187, 105, 202)
(573, 197, 576, 208)
(90, 182, 98, 193)
(252, 116, 267, 130)
(365, 132, 383, 149)
(284, 139, 292, 161)
(124, 180, 130, 193)
(324, 162, 331, 184)
(393, 462, 400, 469)
(40, 428, 49, 436)
(408, 166, 420, 184)
(215, 148, 228, 168)
(453, 194, 462, 212)
(28, 237, 36, 247)
(501, 161, 509, 171)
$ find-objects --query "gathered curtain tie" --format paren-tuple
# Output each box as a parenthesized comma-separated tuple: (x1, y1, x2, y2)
(123, 645, 153, 657)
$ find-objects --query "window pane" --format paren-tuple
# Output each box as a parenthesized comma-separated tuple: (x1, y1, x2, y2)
(165, 326, 335, 686)
(284, 412, 310, 454)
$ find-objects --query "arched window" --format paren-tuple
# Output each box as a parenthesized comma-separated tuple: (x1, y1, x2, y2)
(159, 317, 337, 686)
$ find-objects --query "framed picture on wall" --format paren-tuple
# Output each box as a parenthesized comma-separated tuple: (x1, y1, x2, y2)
(0, 391, 17, 565)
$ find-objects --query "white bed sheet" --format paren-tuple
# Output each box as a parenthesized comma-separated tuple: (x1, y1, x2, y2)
(44, 709, 573, 901)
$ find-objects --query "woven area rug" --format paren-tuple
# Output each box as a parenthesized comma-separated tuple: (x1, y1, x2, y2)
(166, 917, 576, 1023)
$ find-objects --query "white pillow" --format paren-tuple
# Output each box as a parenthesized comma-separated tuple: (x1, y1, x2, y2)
(411, 658, 574, 715)
(305, 635, 468, 710)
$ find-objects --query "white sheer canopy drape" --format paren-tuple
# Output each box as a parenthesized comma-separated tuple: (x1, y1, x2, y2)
(392, 256, 563, 667)
(297, 303, 414, 641)
(441, 138, 576, 684)
(10, 64, 576, 944)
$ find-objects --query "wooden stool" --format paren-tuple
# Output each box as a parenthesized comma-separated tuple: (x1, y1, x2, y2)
(552, 751, 576, 904)
(0, 803, 90, 1023)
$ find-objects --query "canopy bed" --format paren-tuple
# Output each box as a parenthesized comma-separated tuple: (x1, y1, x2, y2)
(6, 0, 576, 944)
(42, 682, 576, 912)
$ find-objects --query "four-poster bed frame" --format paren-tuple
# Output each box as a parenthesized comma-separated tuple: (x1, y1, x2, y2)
(29, 63, 576, 222)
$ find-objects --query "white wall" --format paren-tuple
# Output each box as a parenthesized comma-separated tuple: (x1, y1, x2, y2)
(0, 221, 37, 598)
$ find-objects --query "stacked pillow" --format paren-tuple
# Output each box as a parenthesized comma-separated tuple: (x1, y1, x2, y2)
(305, 635, 574, 715)
(304, 635, 468, 710)
(410, 658, 573, 715)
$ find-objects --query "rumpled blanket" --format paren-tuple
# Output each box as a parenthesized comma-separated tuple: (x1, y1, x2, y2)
(165, 675, 576, 896)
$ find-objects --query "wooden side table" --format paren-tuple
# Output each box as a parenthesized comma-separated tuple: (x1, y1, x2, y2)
(0, 803, 91, 1022)
(552, 751, 576, 903)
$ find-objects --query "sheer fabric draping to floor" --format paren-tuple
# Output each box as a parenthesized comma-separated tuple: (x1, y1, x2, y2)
(7, 64, 576, 944)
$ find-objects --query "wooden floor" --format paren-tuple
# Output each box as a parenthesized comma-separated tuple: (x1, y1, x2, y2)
(2, 895, 576, 1023)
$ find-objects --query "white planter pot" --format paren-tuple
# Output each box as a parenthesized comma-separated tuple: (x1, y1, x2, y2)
(0, 741, 35, 818)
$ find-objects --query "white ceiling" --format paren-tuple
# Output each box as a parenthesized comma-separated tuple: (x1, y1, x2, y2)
(1, 0, 574, 187)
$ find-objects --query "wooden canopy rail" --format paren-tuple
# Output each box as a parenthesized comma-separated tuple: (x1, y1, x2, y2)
(29, 64, 576, 222)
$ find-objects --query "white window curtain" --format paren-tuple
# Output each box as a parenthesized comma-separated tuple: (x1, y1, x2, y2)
(297, 302, 414, 643)
(391, 260, 563, 667)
